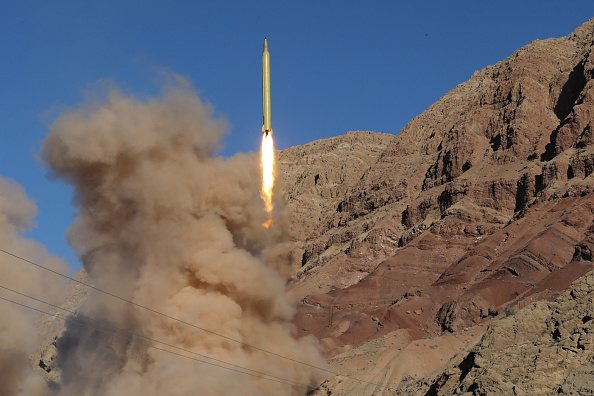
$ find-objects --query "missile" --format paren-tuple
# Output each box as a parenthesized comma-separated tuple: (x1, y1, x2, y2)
(262, 38, 272, 136)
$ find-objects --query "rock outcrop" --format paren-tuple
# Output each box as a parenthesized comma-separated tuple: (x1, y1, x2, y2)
(31, 270, 94, 382)
(397, 266, 594, 395)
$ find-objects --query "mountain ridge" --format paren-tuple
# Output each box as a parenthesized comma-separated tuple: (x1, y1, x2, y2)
(280, 17, 594, 393)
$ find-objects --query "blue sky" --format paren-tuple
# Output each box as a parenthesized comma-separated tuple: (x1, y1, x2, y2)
(2, 1, 594, 272)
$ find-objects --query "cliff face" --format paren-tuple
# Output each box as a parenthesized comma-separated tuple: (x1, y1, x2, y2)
(283, 19, 594, 282)
(276, 130, 395, 271)
(281, 19, 594, 363)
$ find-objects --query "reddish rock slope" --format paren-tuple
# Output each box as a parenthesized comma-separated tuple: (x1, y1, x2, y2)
(281, 18, 594, 360)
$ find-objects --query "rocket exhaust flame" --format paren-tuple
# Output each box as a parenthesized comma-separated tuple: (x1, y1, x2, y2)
(261, 132, 275, 228)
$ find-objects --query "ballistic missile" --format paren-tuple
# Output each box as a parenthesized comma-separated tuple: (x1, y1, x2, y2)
(262, 38, 272, 136)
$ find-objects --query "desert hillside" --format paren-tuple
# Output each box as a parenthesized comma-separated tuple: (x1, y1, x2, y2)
(280, 18, 594, 394)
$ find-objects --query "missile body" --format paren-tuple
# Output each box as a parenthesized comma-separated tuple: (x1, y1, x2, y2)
(262, 38, 272, 136)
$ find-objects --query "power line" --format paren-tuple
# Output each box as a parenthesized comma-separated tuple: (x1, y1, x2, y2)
(0, 294, 340, 394)
(0, 247, 396, 392)
(0, 284, 319, 392)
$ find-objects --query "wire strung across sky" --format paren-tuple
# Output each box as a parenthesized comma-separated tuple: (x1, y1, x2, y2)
(0, 284, 321, 392)
(0, 247, 396, 393)
(0, 294, 335, 393)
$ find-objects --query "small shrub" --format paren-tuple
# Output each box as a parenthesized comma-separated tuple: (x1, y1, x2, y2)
(504, 306, 516, 316)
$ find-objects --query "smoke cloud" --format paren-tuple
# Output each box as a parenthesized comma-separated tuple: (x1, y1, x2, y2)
(41, 81, 326, 395)
(0, 176, 69, 396)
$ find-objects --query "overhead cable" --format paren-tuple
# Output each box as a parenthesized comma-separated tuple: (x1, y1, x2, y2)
(0, 247, 395, 392)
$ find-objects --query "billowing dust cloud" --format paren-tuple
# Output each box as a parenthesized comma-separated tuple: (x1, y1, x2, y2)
(0, 177, 68, 396)
(41, 82, 326, 395)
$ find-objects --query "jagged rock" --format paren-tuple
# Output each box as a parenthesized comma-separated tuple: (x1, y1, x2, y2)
(398, 267, 594, 395)
(287, 19, 594, 363)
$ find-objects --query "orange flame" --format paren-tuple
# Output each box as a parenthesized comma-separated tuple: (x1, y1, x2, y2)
(261, 133, 275, 228)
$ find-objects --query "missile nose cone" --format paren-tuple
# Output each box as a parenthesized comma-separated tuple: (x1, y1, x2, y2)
(262, 38, 272, 135)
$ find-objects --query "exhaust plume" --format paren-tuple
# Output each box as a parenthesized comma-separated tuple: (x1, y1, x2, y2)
(260, 132, 275, 228)
(42, 81, 326, 395)
(0, 176, 69, 396)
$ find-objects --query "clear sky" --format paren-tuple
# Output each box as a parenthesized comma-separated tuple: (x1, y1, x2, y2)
(2, 0, 594, 272)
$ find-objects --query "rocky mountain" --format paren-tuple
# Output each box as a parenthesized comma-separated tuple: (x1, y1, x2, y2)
(30, 18, 594, 395)
(278, 18, 594, 393)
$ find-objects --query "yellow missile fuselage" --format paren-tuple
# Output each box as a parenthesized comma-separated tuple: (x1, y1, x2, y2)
(262, 38, 272, 136)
